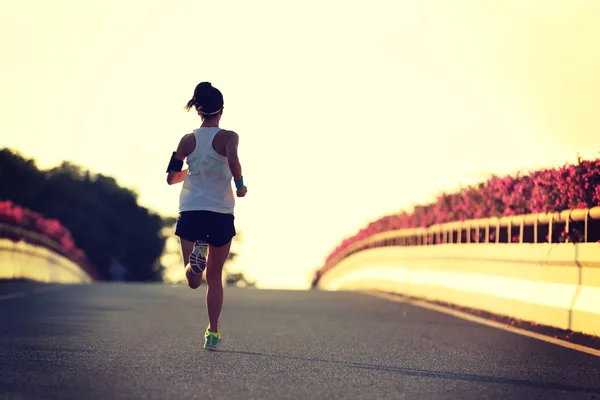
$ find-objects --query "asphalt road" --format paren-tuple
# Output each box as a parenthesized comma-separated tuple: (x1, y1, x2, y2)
(0, 282, 599, 400)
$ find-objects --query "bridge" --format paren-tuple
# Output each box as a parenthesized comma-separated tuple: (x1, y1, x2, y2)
(1, 208, 599, 399)
(1, 281, 599, 399)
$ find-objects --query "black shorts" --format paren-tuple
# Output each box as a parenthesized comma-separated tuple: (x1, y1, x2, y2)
(175, 210, 236, 247)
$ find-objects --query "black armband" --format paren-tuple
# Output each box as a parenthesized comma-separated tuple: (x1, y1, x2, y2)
(166, 152, 184, 173)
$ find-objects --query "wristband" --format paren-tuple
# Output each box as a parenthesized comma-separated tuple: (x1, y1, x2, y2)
(234, 176, 244, 190)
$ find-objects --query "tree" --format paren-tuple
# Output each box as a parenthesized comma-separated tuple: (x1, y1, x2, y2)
(0, 149, 169, 282)
(0, 149, 44, 206)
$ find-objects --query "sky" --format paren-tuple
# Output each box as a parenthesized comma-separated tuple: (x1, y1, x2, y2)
(2, 0, 599, 289)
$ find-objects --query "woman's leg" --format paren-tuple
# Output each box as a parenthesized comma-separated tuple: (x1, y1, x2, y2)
(205, 241, 232, 332)
(180, 238, 203, 289)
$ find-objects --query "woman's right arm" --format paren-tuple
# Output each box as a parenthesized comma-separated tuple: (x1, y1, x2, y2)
(225, 131, 247, 197)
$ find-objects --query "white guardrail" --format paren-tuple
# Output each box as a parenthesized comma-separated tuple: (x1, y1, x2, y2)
(318, 207, 600, 337)
(0, 237, 93, 283)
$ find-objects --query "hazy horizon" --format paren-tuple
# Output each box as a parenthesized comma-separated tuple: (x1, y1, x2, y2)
(3, 0, 600, 288)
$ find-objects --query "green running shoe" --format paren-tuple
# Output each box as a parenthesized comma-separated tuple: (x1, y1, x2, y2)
(204, 328, 221, 350)
(189, 241, 208, 275)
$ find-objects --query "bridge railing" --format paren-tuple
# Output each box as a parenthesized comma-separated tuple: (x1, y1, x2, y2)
(316, 207, 600, 336)
(322, 206, 600, 274)
(0, 222, 100, 281)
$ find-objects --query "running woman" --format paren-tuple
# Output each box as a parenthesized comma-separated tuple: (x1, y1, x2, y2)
(166, 81, 247, 350)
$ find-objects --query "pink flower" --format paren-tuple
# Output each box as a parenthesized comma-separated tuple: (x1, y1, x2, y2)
(320, 157, 600, 271)
(0, 202, 89, 267)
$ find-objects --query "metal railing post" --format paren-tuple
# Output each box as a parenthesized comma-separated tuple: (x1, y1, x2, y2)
(496, 221, 500, 244)
(565, 211, 571, 243)
(466, 223, 471, 244)
(519, 218, 524, 243)
(585, 209, 589, 243)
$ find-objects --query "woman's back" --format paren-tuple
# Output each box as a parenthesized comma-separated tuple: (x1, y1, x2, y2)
(179, 127, 235, 214)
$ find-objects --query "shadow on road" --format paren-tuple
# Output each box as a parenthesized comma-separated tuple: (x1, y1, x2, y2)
(219, 350, 600, 395)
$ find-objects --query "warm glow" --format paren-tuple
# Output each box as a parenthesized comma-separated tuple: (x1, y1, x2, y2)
(2, 0, 599, 288)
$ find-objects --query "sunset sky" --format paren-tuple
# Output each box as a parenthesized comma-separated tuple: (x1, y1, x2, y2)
(2, 0, 599, 288)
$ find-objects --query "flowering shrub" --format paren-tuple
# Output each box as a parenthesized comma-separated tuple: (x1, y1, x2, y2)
(323, 157, 600, 269)
(0, 200, 90, 269)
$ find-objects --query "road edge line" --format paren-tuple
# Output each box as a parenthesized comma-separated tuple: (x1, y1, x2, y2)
(0, 284, 69, 302)
(0, 292, 26, 301)
(363, 290, 600, 358)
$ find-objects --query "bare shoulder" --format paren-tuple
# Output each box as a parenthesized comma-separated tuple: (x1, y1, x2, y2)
(181, 132, 195, 143)
(220, 130, 239, 139)
(176, 133, 196, 157)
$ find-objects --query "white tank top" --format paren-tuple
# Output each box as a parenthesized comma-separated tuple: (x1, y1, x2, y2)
(179, 127, 235, 214)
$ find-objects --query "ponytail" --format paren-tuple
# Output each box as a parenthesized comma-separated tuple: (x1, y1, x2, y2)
(185, 82, 222, 114)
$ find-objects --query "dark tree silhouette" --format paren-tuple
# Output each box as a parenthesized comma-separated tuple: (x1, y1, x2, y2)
(0, 148, 169, 281)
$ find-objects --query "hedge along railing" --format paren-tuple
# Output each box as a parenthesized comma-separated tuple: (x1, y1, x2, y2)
(321, 206, 600, 275)
(0, 222, 100, 280)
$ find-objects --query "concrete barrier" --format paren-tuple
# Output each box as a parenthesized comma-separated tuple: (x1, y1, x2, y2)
(0, 238, 93, 283)
(317, 243, 600, 337)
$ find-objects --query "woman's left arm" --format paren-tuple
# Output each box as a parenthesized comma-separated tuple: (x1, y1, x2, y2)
(166, 134, 195, 185)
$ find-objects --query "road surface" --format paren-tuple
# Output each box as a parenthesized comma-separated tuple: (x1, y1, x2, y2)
(0, 282, 599, 399)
